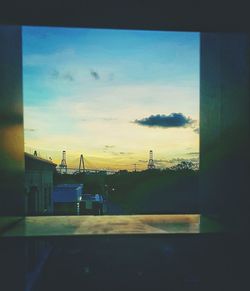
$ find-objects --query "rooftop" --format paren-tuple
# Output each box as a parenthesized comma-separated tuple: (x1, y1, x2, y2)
(25, 152, 57, 167)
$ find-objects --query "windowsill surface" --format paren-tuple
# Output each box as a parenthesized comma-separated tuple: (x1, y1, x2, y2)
(2, 214, 202, 237)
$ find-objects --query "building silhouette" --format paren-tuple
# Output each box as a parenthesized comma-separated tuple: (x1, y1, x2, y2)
(25, 152, 57, 215)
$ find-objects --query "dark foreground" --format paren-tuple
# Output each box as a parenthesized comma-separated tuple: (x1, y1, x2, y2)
(1, 233, 249, 291)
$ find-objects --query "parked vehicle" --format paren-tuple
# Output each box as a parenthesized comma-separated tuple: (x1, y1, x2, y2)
(80, 194, 105, 215)
(52, 184, 83, 215)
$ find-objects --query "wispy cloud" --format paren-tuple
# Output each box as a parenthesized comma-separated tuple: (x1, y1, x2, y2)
(102, 145, 133, 156)
(104, 145, 115, 149)
(101, 117, 117, 121)
(63, 72, 74, 82)
(23, 49, 75, 67)
(167, 157, 199, 164)
(103, 145, 115, 153)
(186, 152, 199, 155)
(109, 151, 134, 156)
(134, 113, 194, 128)
(153, 159, 172, 167)
(51, 69, 74, 82)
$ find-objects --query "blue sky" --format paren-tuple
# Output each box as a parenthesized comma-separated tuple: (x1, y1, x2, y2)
(23, 26, 199, 170)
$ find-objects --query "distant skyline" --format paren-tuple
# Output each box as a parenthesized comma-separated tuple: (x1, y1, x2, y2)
(23, 26, 199, 171)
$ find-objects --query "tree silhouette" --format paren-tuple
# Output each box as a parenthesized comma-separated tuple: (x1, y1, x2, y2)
(170, 160, 197, 171)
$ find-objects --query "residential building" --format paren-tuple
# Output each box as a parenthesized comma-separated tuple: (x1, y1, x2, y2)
(25, 153, 57, 215)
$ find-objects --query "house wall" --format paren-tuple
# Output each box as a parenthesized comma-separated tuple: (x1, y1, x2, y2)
(25, 170, 53, 215)
(25, 158, 55, 215)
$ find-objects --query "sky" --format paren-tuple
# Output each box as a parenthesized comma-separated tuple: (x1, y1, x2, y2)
(23, 26, 199, 171)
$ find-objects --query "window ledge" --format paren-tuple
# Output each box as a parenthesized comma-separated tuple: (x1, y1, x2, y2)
(2, 214, 201, 237)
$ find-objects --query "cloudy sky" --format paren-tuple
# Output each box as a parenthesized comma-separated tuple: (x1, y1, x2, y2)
(23, 26, 199, 170)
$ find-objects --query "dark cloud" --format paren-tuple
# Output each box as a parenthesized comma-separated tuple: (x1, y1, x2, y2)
(90, 70, 100, 80)
(134, 113, 194, 128)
